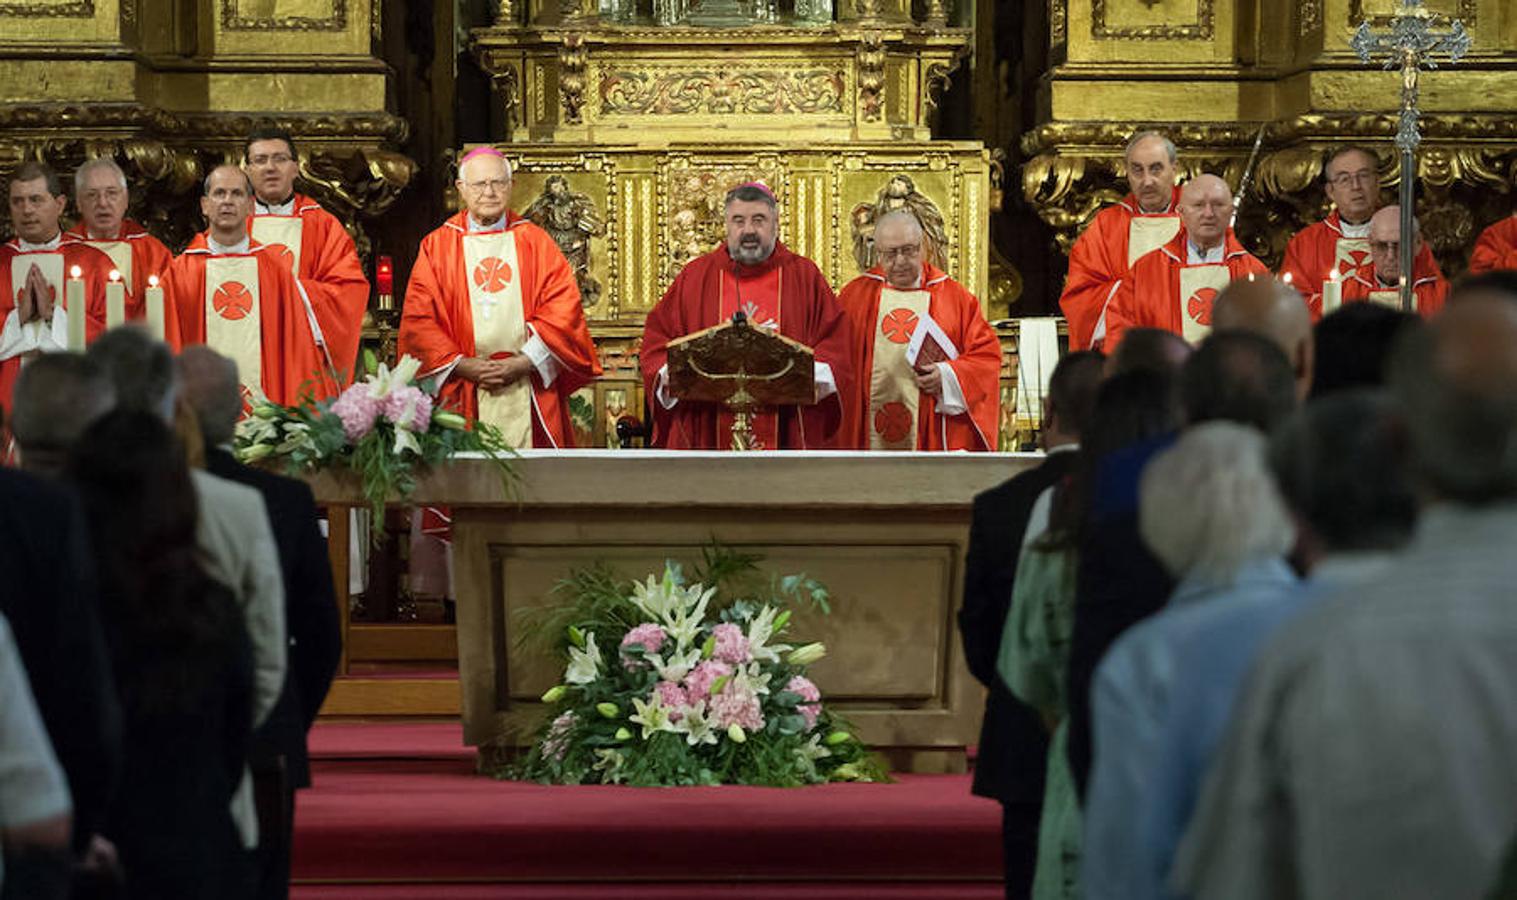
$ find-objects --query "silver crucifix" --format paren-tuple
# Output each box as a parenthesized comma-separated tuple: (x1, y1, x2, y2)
(1351, 0, 1470, 312)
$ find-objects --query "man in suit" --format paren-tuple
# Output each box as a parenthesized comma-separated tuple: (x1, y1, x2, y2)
(178, 346, 341, 900)
(958, 349, 1104, 899)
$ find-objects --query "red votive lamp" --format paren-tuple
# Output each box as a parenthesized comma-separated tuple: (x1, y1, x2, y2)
(376, 255, 394, 310)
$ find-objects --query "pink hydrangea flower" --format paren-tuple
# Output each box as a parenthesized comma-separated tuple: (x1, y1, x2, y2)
(382, 385, 434, 432)
(785, 675, 822, 731)
(654, 681, 689, 722)
(542, 711, 575, 762)
(709, 678, 764, 731)
(710, 623, 752, 665)
(330, 383, 381, 442)
(619, 624, 667, 669)
(683, 660, 732, 705)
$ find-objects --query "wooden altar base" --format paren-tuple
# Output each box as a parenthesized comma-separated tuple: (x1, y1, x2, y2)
(311, 450, 1041, 773)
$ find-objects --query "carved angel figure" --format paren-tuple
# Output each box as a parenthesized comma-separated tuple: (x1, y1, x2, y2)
(524, 175, 604, 309)
(850, 174, 949, 273)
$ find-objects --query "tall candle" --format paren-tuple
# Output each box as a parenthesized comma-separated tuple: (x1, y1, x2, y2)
(106, 269, 126, 329)
(66, 265, 87, 351)
(145, 275, 166, 342)
(1323, 270, 1342, 313)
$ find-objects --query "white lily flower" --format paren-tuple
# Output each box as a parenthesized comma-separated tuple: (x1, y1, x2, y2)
(274, 422, 314, 455)
(392, 354, 423, 386)
(564, 632, 601, 684)
(592, 748, 627, 784)
(746, 605, 793, 663)
(236, 415, 279, 446)
(629, 694, 677, 739)
(672, 704, 719, 746)
(652, 646, 703, 684)
(627, 566, 716, 653)
(393, 426, 422, 456)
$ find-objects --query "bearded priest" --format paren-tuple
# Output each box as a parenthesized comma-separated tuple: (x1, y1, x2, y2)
(837, 211, 1001, 451)
(1104, 174, 1273, 350)
(170, 165, 334, 405)
(244, 126, 371, 384)
(65, 157, 175, 322)
(397, 147, 601, 448)
(1058, 131, 1183, 351)
(640, 182, 853, 450)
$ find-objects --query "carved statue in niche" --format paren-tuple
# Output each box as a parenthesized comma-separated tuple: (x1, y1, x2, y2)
(523, 175, 604, 309)
(850, 174, 949, 272)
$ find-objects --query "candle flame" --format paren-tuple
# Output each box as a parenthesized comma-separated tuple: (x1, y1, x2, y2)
(1328, 269, 1340, 283)
(69, 265, 82, 278)
(1282, 272, 1293, 285)
(1247, 273, 1256, 282)
(148, 275, 160, 288)
(109, 269, 121, 282)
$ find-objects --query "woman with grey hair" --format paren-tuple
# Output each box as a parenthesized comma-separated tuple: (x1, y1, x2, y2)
(1081, 421, 1299, 900)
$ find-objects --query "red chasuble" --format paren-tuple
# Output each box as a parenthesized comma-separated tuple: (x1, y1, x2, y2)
(397, 211, 600, 449)
(170, 233, 334, 406)
(1105, 230, 1272, 350)
(0, 237, 113, 413)
(640, 242, 853, 450)
(1338, 263, 1449, 319)
(64, 219, 175, 326)
(837, 264, 1001, 451)
(1279, 211, 1439, 319)
(1058, 186, 1182, 351)
(1470, 215, 1517, 274)
(249, 195, 371, 383)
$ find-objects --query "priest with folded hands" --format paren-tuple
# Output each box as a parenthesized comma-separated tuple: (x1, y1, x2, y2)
(640, 182, 853, 450)
(837, 210, 1001, 451)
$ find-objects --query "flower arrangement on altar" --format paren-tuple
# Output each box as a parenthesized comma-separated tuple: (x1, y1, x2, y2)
(233, 352, 516, 519)
(512, 546, 889, 787)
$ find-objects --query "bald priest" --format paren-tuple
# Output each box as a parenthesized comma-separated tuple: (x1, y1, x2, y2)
(837, 210, 1002, 451)
(399, 147, 601, 449)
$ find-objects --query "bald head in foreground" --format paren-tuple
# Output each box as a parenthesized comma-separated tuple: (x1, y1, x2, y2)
(1212, 278, 1314, 402)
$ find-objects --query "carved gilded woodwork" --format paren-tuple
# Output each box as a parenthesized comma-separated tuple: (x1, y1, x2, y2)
(1090, 0, 1216, 40)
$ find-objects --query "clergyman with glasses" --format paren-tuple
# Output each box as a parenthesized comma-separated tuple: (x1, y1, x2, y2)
(65, 157, 176, 321)
(836, 209, 1003, 451)
(1338, 205, 1450, 316)
(397, 146, 601, 450)
(1280, 145, 1442, 314)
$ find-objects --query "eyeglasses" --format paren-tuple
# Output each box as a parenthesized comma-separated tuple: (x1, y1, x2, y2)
(462, 178, 511, 195)
(249, 154, 295, 167)
(877, 244, 922, 264)
(1329, 170, 1377, 188)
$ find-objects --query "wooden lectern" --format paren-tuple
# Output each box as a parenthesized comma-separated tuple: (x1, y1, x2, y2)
(666, 312, 815, 450)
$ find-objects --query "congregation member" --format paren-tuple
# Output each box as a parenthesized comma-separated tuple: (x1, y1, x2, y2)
(1467, 210, 1517, 274)
(1000, 368, 1184, 900)
(66, 157, 176, 332)
(1103, 175, 1271, 349)
(0, 611, 73, 900)
(1102, 327, 1192, 377)
(244, 126, 371, 383)
(69, 410, 255, 900)
(1081, 421, 1298, 900)
(170, 164, 334, 404)
(959, 349, 1104, 899)
(1, 162, 113, 411)
(640, 182, 853, 449)
(1308, 301, 1421, 397)
(179, 346, 342, 900)
(87, 328, 286, 860)
(1336, 205, 1448, 315)
(839, 210, 1002, 451)
(399, 147, 601, 448)
(1211, 278, 1315, 402)
(1059, 132, 1182, 350)
(1137, 391, 1416, 900)
(1174, 290, 1517, 900)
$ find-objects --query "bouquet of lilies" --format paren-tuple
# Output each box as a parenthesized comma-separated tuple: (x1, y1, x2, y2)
(234, 351, 516, 521)
(513, 546, 888, 787)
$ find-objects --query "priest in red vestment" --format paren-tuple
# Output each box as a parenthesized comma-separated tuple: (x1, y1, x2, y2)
(1279, 146, 1438, 316)
(65, 157, 176, 331)
(640, 182, 853, 450)
(1333, 206, 1448, 318)
(170, 165, 334, 406)
(837, 210, 1001, 451)
(1058, 131, 1183, 350)
(1470, 214, 1517, 274)
(244, 126, 371, 384)
(1105, 174, 1273, 350)
(1, 161, 114, 415)
(398, 146, 601, 449)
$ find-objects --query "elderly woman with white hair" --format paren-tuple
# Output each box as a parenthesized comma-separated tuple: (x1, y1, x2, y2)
(1080, 421, 1300, 900)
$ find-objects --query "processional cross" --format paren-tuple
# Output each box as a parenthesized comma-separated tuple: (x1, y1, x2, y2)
(1350, 0, 1470, 312)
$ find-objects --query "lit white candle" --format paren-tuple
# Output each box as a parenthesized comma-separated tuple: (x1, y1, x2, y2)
(145, 275, 166, 342)
(1282, 271, 1294, 286)
(106, 269, 126, 329)
(1323, 269, 1342, 313)
(66, 265, 87, 351)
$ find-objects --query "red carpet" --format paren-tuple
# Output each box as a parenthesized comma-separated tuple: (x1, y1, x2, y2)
(293, 723, 1002, 898)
